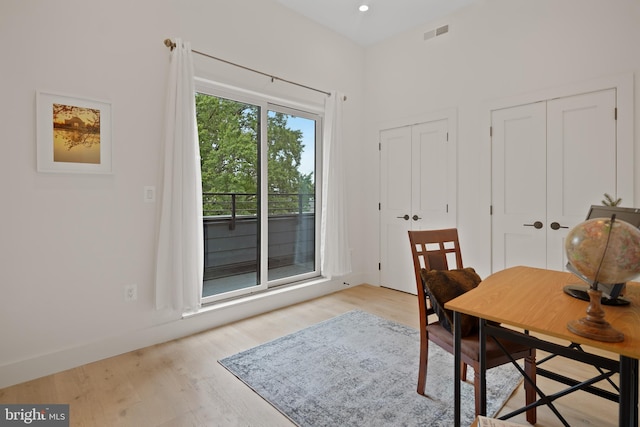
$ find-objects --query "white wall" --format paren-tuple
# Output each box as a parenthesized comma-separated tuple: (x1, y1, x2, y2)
(0, 0, 365, 388)
(3, 0, 639, 390)
(363, 0, 640, 279)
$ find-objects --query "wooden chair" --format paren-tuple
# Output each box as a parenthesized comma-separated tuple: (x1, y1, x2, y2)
(408, 228, 537, 423)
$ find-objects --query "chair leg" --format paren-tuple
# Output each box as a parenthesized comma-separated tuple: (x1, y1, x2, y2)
(524, 352, 537, 424)
(417, 336, 429, 395)
(461, 362, 468, 382)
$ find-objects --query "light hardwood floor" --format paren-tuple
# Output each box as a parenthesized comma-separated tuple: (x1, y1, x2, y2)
(0, 284, 631, 426)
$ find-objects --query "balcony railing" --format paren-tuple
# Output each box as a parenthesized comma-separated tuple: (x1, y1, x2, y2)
(202, 192, 316, 290)
(203, 192, 315, 230)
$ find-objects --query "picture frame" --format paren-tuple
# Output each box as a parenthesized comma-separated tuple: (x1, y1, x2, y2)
(36, 91, 112, 174)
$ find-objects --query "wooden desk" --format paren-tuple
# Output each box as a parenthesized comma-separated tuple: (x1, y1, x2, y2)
(446, 266, 640, 427)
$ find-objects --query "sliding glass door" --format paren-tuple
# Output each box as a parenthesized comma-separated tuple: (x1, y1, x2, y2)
(195, 82, 321, 303)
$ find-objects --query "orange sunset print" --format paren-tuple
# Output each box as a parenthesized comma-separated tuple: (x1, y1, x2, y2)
(52, 103, 101, 164)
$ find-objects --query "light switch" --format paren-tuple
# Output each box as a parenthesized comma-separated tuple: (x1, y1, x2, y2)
(144, 186, 156, 203)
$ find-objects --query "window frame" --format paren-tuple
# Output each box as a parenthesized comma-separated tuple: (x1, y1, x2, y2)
(195, 77, 324, 304)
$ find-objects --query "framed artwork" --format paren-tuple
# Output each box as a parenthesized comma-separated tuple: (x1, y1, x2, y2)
(36, 91, 112, 173)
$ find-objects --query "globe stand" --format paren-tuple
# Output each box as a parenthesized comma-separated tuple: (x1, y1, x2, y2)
(567, 289, 624, 342)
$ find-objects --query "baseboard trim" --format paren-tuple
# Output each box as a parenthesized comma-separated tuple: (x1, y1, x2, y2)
(0, 276, 359, 389)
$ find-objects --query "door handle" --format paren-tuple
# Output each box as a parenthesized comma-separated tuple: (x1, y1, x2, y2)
(412, 215, 422, 221)
(550, 222, 569, 230)
(523, 221, 543, 229)
(397, 214, 410, 221)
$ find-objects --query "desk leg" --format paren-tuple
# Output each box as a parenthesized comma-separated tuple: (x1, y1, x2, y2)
(454, 310, 461, 427)
(479, 318, 487, 416)
(619, 356, 638, 427)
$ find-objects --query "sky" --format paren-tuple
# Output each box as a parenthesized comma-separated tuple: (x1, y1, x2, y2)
(286, 115, 316, 180)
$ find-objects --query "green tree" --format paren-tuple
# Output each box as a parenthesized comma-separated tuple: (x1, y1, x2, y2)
(196, 94, 313, 216)
(196, 94, 258, 195)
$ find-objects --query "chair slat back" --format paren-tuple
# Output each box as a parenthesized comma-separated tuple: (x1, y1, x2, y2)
(408, 228, 463, 272)
(408, 228, 464, 320)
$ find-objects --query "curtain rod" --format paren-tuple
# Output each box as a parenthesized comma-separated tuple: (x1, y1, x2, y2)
(164, 39, 346, 100)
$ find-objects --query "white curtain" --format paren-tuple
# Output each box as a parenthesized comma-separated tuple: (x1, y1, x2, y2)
(321, 91, 352, 277)
(155, 38, 204, 312)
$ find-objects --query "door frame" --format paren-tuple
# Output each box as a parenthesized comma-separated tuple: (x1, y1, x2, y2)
(481, 73, 634, 275)
(377, 107, 458, 288)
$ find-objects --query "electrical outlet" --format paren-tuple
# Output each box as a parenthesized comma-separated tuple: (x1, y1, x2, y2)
(124, 284, 137, 302)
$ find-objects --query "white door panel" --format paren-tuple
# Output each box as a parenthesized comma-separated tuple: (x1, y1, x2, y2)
(492, 102, 547, 272)
(492, 89, 619, 273)
(380, 126, 414, 293)
(502, 232, 547, 269)
(384, 129, 412, 217)
(546, 89, 617, 270)
(413, 120, 453, 229)
(380, 118, 455, 294)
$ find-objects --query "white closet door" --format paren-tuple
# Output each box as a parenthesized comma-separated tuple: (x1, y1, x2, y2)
(545, 89, 617, 270)
(491, 102, 548, 271)
(412, 120, 454, 229)
(492, 89, 618, 272)
(379, 119, 454, 294)
(380, 126, 414, 293)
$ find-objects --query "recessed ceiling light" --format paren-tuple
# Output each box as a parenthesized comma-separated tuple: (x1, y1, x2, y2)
(358, 4, 369, 12)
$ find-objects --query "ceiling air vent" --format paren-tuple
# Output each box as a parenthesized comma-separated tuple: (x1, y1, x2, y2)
(424, 24, 449, 41)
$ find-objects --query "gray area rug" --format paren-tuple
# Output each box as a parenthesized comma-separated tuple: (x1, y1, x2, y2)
(219, 310, 522, 426)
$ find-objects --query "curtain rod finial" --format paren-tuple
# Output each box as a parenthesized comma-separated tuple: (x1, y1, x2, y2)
(164, 39, 176, 51)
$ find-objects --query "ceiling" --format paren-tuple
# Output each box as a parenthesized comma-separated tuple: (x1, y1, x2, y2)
(276, 0, 477, 47)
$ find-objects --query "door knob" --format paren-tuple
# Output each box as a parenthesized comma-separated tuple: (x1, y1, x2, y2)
(396, 214, 410, 221)
(412, 215, 422, 221)
(523, 221, 543, 229)
(550, 222, 569, 230)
